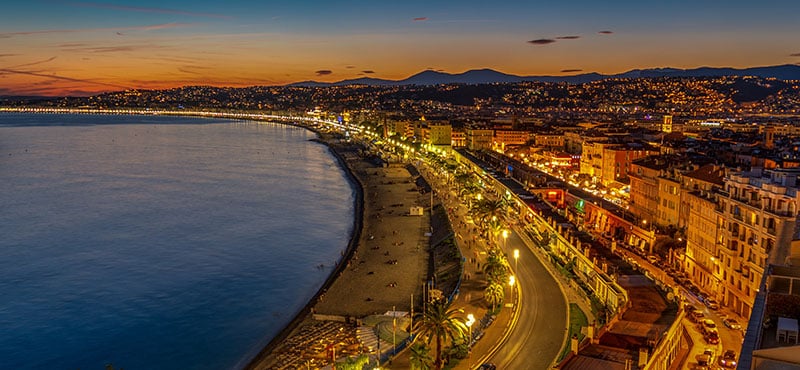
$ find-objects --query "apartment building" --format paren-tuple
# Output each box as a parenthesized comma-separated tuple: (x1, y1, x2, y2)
(714, 168, 800, 318)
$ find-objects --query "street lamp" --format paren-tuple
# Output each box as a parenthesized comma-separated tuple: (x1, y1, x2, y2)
(466, 313, 475, 344)
(509, 275, 516, 306)
(513, 248, 519, 271)
(466, 313, 475, 368)
(502, 229, 509, 249)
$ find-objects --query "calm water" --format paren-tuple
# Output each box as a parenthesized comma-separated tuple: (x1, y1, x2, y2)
(0, 113, 355, 370)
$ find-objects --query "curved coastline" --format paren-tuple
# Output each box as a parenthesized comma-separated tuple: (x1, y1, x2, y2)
(243, 127, 365, 369)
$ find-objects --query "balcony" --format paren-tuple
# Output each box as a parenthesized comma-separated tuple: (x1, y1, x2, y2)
(764, 208, 795, 218)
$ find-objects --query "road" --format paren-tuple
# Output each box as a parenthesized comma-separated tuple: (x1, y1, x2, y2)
(488, 228, 568, 369)
(418, 158, 569, 369)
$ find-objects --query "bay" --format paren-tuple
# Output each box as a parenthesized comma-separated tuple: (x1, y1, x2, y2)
(0, 113, 354, 370)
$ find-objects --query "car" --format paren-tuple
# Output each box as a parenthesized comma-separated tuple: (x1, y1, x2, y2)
(705, 298, 720, 310)
(647, 255, 659, 264)
(479, 364, 497, 370)
(723, 318, 742, 330)
(690, 310, 705, 323)
(702, 319, 717, 330)
(696, 348, 714, 366)
(720, 350, 737, 368)
(705, 329, 720, 344)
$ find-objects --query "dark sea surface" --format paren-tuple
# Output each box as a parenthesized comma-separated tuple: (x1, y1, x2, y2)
(0, 113, 354, 369)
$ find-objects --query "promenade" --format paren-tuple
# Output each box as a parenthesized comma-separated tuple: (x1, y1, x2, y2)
(249, 131, 587, 370)
(248, 137, 431, 369)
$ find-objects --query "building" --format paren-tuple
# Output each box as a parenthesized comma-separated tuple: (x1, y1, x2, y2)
(629, 158, 668, 224)
(739, 261, 800, 369)
(389, 120, 414, 139)
(534, 133, 565, 149)
(658, 175, 682, 227)
(428, 124, 452, 146)
(713, 168, 800, 318)
(451, 129, 466, 147)
(466, 128, 494, 151)
(683, 187, 723, 300)
(661, 115, 673, 133)
(580, 140, 656, 186)
(493, 129, 530, 151)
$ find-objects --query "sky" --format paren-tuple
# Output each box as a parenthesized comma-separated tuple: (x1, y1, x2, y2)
(2, 0, 800, 96)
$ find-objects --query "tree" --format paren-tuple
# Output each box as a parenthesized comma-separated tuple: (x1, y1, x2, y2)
(473, 198, 506, 225)
(409, 343, 434, 370)
(337, 354, 369, 370)
(415, 299, 467, 370)
(483, 249, 510, 284)
(486, 217, 504, 243)
(484, 282, 505, 311)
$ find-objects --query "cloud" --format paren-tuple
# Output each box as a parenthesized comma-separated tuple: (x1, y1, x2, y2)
(0, 23, 191, 38)
(527, 39, 556, 45)
(0, 53, 19, 58)
(345, 65, 355, 69)
(0, 68, 130, 90)
(556, 35, 580, 40)
(9, 56, 58, 68)
(598, 30, 613, 34)
(66, 1, 232, 19)
(60, 44, 167, 53)
(362, 70, 375, 74)
(561, 69, 583, 73)
(413, 17, 428, 21)
(790, 53, 800, 57)
(315, 70, 333, 76)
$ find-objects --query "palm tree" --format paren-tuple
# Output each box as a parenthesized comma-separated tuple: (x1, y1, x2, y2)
(484, 282, 505, 310)
(474, 198, 506, 225)
(486, 217, 504, 243)
(483, 249, 510, 284)
(409, 343, 434, 370)
(415, 299, 467, 370)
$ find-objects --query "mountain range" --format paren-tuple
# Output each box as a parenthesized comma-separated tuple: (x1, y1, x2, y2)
(289, 64, 800, 87)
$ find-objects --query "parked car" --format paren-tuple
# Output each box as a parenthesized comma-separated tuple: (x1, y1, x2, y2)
(479, 364, 497, 370)
(647, 255, 659, 264)
(705, 329, 720, 344)
(702, 319, 717, 331)
(696, 348, 714, 366)
(720, 350, 737, 368)
(690, 310, 705, 323)
(705, 298, 720, 310)
(723, 318, 742, 330)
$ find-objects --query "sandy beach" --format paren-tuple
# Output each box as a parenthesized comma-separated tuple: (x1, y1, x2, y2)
(246, 135, 431, 369)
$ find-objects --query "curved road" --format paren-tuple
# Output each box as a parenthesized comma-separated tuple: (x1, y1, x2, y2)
(490, 228, 568, 369)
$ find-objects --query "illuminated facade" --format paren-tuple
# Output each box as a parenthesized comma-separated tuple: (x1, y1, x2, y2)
(658, 176, 681, 227)
(451, 129, 466, 147)
(534, 133, 564, 149)
(585, 142, 659, 186)
(466, 128, 494, 151)
(428, 124, 452, 146)
(629, 160, 664, 224)
(714, 168, 800, 318)
(686, 168, 800, 319)
(493, 129, 530, 150)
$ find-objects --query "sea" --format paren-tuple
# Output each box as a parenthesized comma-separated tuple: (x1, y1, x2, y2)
(0, 113, 355, 370)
